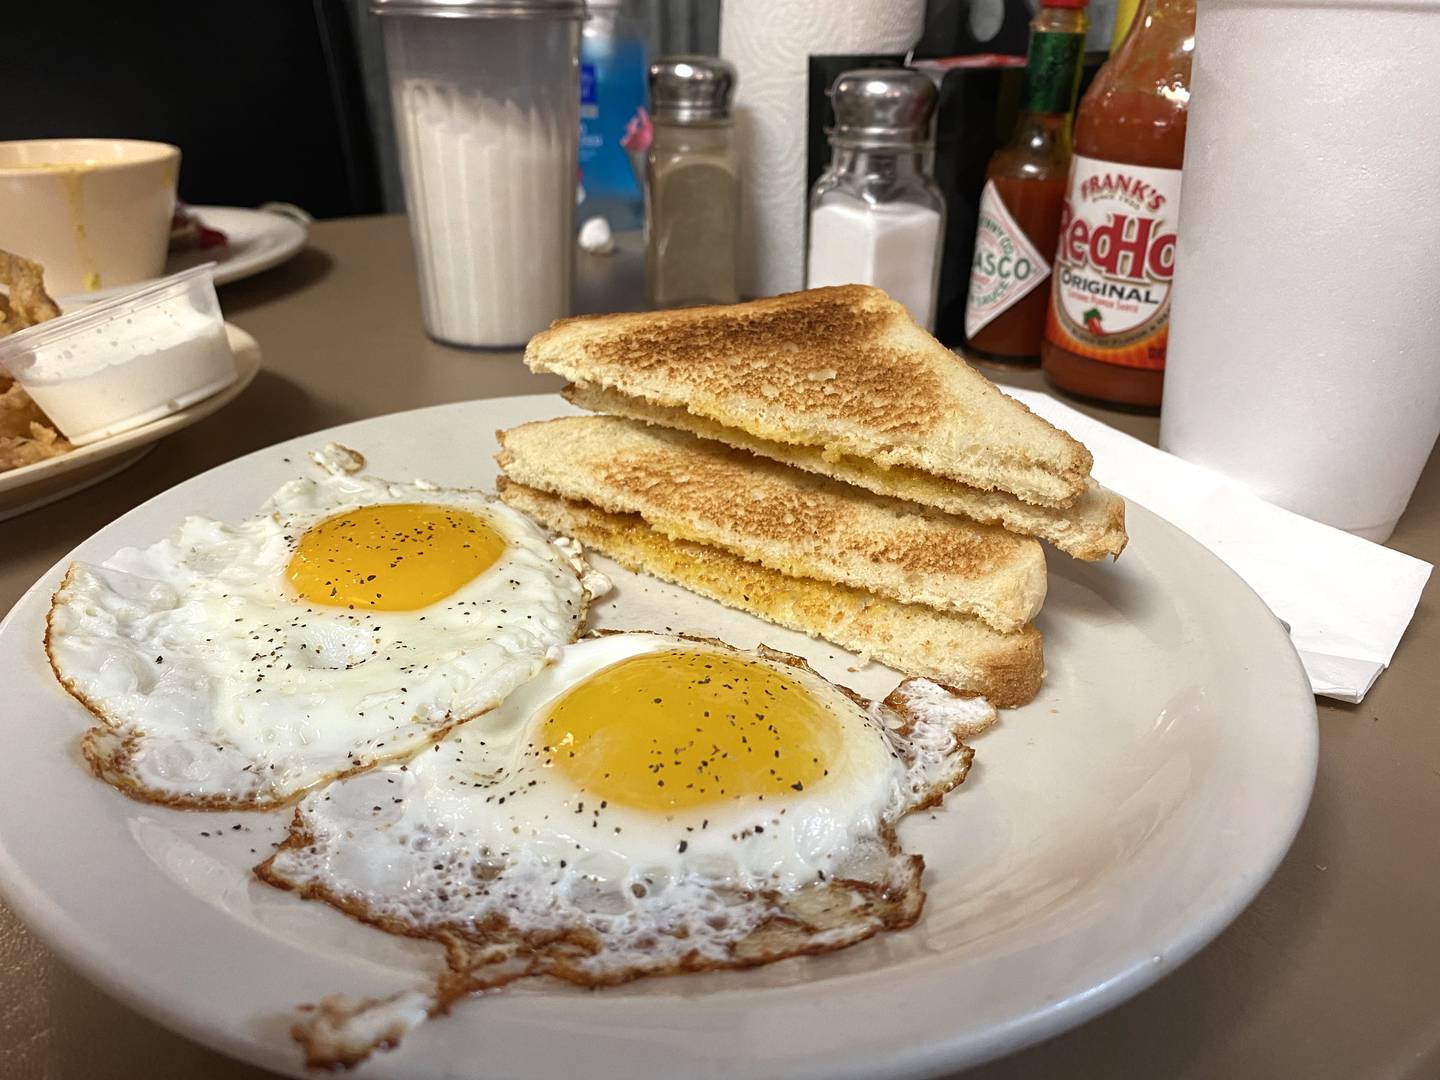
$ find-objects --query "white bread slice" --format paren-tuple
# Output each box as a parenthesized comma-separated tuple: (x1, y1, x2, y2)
(497, 479, 1045, 708)
(565, 382, 1128, 561)
(497, 416, 1046, 634)
(524, 285, 1092, 508)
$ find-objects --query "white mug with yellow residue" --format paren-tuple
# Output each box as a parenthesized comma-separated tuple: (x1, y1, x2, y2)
(0, 138, 180, 298)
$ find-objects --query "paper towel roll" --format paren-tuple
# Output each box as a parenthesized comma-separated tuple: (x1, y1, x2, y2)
(721, 0, 925, 298)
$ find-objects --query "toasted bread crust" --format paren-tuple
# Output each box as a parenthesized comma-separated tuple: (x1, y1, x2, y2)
(564, 383, 1128, 560)
(525, 286, 1091, 507)
(497, 416, 1047, 633)
(497, 479, 1045, 708)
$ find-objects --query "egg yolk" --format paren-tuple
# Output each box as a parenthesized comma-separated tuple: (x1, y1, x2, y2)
(287, 503, 506, 611)
(541, 649, 843, 812)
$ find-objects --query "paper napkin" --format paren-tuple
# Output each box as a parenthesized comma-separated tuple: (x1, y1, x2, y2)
(1008, 388, 1434, 703)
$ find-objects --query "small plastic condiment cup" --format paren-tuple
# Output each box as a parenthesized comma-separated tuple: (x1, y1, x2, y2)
(0, 264, 236, 446)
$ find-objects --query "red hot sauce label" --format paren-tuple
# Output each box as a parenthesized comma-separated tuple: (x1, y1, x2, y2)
(1044, 155, 1183, 370)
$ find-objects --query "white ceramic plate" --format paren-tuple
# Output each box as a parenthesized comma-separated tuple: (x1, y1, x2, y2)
(60, 207, 308, 305)
(0, 395, 1317, 1079)
(0, 324, 261, 520)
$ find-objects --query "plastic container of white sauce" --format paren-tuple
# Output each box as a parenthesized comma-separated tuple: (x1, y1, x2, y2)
(0, 264, 236, 445)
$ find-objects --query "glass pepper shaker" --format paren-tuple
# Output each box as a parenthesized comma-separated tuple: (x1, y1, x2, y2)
(806, 69, 945, 330)
(645, 57, 740, 308)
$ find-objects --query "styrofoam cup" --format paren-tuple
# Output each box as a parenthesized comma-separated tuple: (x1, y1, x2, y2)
(1160, 0, 1440, 543)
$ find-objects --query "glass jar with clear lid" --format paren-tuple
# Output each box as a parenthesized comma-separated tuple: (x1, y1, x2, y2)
(806, 69, 945, 330)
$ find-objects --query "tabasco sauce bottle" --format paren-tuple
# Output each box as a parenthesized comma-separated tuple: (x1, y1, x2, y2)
(1041, 0, 1195, 407)
(963, 0, 1089, 365)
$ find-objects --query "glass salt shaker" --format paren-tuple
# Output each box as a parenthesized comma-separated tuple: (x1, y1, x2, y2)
(645, 57, 739, 308)
(806, 69, 945, 330)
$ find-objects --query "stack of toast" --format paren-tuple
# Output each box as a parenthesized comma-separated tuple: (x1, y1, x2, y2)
(497, 285, 1126, 708)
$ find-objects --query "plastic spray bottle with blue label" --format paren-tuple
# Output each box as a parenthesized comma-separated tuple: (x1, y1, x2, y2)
(579, 0, 648, 231)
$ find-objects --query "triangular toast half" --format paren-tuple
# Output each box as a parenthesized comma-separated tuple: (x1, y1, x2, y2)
(525, 285, 1093, 508)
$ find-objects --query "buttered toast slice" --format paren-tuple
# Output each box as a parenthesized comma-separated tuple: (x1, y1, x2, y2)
(524, 285, 1092, 508)
(565, 382, 1128, 561)
(497, 479, 1045, 708)
(497, 415, 1047, 634)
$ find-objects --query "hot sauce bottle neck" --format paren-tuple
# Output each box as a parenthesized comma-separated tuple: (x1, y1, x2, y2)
(1110, 0, 1197, 71)
(1018, 2, 1090, 121)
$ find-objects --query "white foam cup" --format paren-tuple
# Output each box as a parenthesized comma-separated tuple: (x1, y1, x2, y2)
(1160, 0, 1440, 542)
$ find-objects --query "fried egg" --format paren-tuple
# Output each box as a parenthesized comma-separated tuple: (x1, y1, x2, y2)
(257, 631, 995, 1069)
(46, 445, 605, 809)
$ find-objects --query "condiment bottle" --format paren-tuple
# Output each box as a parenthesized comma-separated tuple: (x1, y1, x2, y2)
(645, 57, 740, 308)
(963, 0, 1089, 365)
(1041, 0, 1195, 407)
(806, 70, 945, 331)
(579, 0, 648, 231)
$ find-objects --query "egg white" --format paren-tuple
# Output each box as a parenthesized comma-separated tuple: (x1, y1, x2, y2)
(47, 457, 603, 809)
(259, 632, 996, 987)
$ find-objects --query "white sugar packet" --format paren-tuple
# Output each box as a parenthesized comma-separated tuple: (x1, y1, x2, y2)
(1009, 388, 1433, 703)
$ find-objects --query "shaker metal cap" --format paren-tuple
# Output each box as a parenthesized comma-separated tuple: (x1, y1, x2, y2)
(649, 56, 737, 123)
(828, 69, 938, 148)
(370, 0, 585, 18)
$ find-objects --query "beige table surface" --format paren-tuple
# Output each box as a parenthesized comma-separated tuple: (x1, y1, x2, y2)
(1, 215, 1436, 1080)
